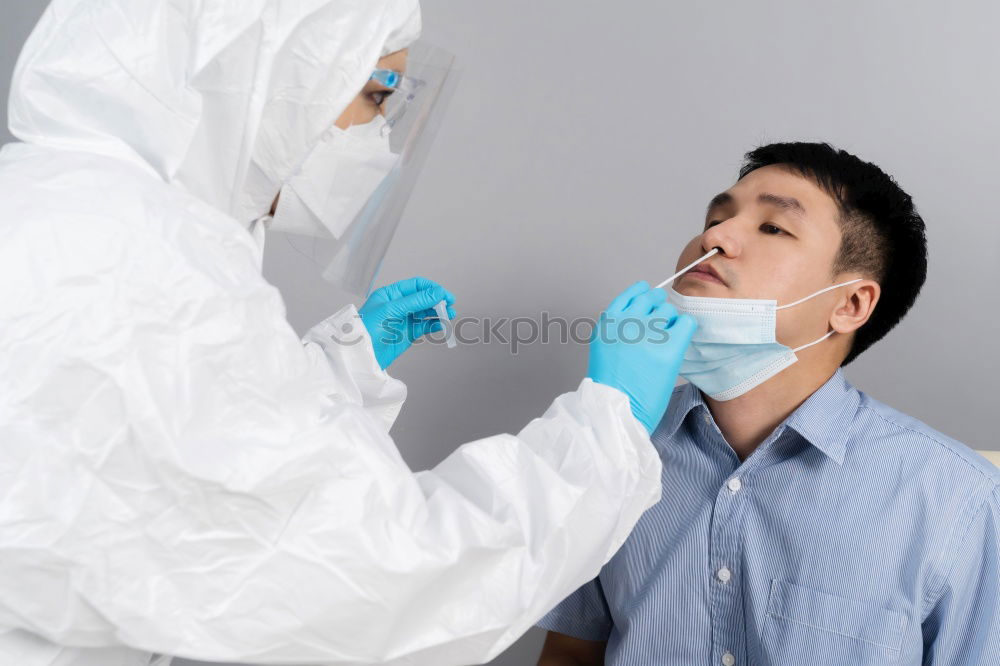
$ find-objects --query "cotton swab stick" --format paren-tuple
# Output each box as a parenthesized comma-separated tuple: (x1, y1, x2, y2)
(656, 248, 720, 289)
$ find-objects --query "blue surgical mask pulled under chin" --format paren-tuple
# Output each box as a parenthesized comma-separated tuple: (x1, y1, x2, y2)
(668, 279, 862, 401)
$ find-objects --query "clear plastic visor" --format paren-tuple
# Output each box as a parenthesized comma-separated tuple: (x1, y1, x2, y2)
(271, 41, 459, 297)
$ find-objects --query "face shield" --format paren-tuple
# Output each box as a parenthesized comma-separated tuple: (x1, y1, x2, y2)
(267, 42, 458, 297)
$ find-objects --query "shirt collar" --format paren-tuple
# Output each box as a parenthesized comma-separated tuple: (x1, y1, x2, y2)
(657, 382, 706, 442)
(783, 369, 860, 465)
(656, 369, 860, 465)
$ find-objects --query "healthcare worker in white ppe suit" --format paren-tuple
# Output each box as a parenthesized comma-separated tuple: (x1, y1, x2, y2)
(0, 1, 696, 665)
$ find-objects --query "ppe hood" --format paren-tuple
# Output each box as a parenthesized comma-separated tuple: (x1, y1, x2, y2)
(7, 0, 422, 222)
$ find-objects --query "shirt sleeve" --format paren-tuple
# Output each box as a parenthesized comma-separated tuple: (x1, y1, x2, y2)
(922, 483, 1000, 663)
(535, 575, 614, 642)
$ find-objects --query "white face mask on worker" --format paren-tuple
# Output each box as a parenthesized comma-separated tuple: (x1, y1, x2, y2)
(269, 115, 399, 240)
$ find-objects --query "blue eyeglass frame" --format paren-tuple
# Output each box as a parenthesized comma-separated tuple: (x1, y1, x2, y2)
(370, 69, 402, 89)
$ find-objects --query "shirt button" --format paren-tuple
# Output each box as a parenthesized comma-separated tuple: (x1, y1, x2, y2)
(722, 652, 736, 666)
(703, 412, 712, 425)
(717, 566, 732, 583)
(727, 477, 742, 493)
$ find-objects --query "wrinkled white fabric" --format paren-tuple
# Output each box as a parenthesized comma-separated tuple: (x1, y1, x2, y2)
(0, 1, 662, 665)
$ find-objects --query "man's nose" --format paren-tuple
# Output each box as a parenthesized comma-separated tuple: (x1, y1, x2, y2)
(701, 218, 741, 258)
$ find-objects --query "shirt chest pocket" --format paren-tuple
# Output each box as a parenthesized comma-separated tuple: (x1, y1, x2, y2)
(762, 579, 908, 665)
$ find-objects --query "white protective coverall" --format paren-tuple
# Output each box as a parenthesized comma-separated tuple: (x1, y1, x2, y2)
(0, 1, 662, 665)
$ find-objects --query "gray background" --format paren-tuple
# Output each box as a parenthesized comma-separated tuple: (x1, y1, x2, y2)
(3, 1, 998, 665)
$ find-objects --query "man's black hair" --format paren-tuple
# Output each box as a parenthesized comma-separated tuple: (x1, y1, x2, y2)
(739, 142, 927, 365)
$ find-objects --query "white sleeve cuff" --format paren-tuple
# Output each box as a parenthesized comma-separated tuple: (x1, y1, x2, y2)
(302, 304, 407, 430)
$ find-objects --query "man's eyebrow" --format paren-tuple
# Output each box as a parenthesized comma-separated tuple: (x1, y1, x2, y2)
(758, 193, 806, 218)
(705, 192, 733, 216)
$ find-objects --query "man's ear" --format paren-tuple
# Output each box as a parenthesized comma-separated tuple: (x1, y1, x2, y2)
(830, 278, 880, 334)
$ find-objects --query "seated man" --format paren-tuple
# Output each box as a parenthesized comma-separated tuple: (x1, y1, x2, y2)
(536, 142, 999, 665)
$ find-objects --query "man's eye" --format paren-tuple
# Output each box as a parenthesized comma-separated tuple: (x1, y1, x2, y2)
(761, 223, 784, 235)
(705, 220, 722, 230)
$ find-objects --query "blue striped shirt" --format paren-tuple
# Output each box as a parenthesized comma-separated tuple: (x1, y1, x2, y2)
(537, 370, 1000, 664)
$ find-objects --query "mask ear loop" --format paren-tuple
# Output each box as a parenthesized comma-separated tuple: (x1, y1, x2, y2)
(776, 278, 864, 310)
(779, 278, 865, 352)
(791, 330, 836, 353)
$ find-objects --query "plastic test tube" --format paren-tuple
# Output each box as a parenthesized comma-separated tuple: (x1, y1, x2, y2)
(434, 300, 457, 349)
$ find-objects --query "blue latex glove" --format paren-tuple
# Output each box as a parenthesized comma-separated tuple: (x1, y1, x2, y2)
(359, 277, 457, 370)
(587, 281, 697, 434)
